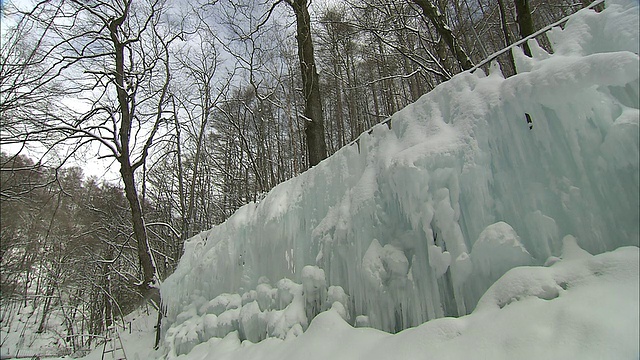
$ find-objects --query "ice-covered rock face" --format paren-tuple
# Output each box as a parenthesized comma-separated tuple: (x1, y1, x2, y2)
(161, 1, 638, 355)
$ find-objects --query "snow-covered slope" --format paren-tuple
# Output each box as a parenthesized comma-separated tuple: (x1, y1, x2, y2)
(34, 307, 162, 360)
(160, 0, 639, 358)
(1, 303, 71, 359)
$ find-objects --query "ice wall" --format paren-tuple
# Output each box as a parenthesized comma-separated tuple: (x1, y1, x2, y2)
(161, 0, 638, 354)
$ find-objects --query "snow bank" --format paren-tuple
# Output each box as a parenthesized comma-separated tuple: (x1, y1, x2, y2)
(161, 0, 638, 355)
(165, 244, 639, 360)
(39, 307, 163, 360)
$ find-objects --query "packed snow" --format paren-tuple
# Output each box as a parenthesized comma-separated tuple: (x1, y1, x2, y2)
(160, 244, 638, 360)
(1, 304, 72, 359)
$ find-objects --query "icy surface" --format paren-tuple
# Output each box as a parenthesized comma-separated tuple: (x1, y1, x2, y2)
(40, 245, 638, 360)
(160, 0, 638, 355)
(155, 245, 638, 360)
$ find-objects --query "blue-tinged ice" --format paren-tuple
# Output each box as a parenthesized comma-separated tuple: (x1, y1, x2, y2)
(160, 1, 638, 357)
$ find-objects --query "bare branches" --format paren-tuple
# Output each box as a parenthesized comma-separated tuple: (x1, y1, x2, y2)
(256, 0, 285, 33)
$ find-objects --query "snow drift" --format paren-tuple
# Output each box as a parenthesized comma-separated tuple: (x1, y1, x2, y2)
(160, 0, 639, 357)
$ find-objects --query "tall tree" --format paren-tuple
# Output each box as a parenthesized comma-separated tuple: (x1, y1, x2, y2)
(514, 0, 535, 56)
(105, 0, 161, 297)
(284, 0, 328, 167)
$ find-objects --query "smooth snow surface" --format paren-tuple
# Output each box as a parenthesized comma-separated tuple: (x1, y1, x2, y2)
(160, 1, 639, 358)
(37, 307, 162, 360)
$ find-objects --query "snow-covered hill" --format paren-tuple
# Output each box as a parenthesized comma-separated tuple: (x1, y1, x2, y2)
(160, 0, 638, 358)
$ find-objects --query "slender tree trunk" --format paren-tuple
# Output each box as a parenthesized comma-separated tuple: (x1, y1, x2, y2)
(411, 0, 474, 70)
(22, 252, 31, 308)
(286, 0, 327, 167)
(109, 10, 157, 295)
(497, 0, 517, 75)
(37, 283, 54, 333)
(154, 306, 163, 349)
(334, 65, 346, 147)
(103, 255, 113, 330)
(514, 0, 535, 56)
(172, 97, 187, 260)
(186, 100, 209, 239)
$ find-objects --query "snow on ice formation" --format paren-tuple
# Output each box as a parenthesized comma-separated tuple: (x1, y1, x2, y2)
(160, 0, 639, 357)
(41, 244, 639, 360)
(159, 245, 639, 360)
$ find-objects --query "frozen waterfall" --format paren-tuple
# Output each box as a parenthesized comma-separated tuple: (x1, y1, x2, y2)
(160, 1, 639, 357)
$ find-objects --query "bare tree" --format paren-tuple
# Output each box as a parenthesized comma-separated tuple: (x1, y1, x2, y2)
(0, 0, 184, 301)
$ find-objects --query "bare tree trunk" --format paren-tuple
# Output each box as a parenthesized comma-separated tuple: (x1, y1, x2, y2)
(37, 283, 54, 333)
(286, 0, 328, 167)
(497, 0, 517, 75)
(514, 0, 535, 56)
(109, 9, 157, 296)
(186, 101, 209, 239)
(411, 0, 474, 70)
(172, 97, 187, 260)
(120, 164, 154, 286)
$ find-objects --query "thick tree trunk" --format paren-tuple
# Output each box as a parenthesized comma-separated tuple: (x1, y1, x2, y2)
(514, 0, 535, 57)
(286, 0, 327, 167)
(412, 0, 474, 71)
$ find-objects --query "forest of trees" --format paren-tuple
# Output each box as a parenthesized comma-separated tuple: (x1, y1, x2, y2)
(0, 154, 174, 352)
(1, 0, 594, 354)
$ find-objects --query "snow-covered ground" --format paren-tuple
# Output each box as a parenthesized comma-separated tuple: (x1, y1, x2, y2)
(1, 304, 71, 359)
(5, 0, 637, 358)
(40, 240, 640, 360)
(26, 308, 161, 360)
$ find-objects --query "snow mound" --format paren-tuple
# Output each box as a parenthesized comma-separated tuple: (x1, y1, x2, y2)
(160, 244, 639, 360)
(468, 222, 534, 290)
